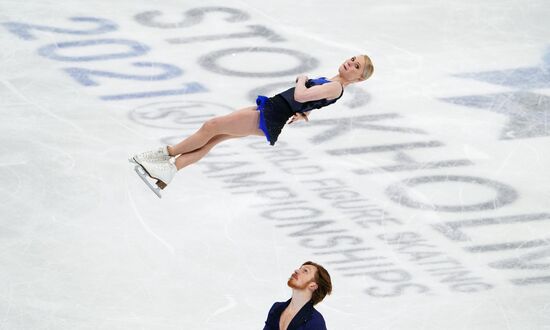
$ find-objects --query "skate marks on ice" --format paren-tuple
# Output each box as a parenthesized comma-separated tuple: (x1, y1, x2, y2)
(205, 295, 238, 324)
(126, 189, 175, 255)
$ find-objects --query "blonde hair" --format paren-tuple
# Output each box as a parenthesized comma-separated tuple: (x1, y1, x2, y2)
(362, 54, 374, 80)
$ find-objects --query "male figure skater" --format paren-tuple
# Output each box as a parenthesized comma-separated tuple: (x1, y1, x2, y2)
(263, 261, 332, 330)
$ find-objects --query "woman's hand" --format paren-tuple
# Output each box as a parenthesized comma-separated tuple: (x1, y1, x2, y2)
(295, 75, 308, 84)
(287, 112, 309, 124)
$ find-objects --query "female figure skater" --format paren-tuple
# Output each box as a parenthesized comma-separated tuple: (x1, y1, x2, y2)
(130, 54, 374, 197)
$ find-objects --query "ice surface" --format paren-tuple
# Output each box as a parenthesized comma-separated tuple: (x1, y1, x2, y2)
(1, 0, 549, 329)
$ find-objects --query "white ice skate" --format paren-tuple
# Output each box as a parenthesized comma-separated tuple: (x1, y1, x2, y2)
(134, 160, 177, 198)
(129, 146, 171, 165)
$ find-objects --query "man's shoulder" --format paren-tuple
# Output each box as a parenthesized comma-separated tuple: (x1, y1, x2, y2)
(268, 300, 289, 313)
(307, 307, 327, 329)
(272, 300, 287, 306)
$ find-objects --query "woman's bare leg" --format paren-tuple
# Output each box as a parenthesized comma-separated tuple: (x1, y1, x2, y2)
(168, 106, 264, 156)
(174, 134, 239, 170)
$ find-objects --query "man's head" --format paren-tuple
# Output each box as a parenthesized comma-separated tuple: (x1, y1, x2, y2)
(287, 261, 332, 305)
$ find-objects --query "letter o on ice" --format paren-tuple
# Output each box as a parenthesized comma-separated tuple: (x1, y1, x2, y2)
(385, 175, 518, 212)
(199, 47, 318, 77)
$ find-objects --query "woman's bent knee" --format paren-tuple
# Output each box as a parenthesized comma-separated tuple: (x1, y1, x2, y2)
(201, 118, 220, 134)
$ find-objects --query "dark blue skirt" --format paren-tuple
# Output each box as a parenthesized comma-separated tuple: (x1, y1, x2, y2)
(256, 95, 294, 146)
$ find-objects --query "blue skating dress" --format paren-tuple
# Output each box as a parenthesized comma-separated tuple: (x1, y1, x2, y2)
(256, 77, 343, 145)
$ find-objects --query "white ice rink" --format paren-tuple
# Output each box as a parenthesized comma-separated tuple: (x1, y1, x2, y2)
(1, 0, 550, 329)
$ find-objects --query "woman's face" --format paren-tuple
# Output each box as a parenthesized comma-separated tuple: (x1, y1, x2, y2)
(339, 55, 366, 81)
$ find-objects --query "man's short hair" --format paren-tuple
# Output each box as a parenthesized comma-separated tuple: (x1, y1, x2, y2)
(303, 261, 332, 305)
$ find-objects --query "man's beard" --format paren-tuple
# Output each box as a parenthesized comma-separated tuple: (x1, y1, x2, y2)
(287, 278, 311, 290)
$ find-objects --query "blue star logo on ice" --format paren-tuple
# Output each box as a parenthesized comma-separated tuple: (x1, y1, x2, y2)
(441, 48, 550, 140)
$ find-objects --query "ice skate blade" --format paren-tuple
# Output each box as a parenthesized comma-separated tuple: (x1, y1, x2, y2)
(134, 165, 162, 198)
